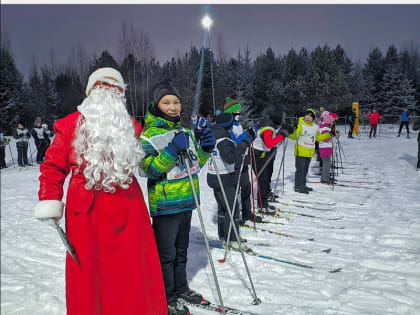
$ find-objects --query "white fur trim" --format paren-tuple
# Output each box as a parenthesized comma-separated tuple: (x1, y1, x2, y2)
(85, 67, 125, 96)
(34, 200, 64, 219)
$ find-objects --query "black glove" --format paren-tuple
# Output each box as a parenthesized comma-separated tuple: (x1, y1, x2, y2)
(286, 124, 295, 135)
(246, 126, 256, 141)
(277, 129, 289, 138)
(330, 127, 336, 137)
(199, 128, 216, 153)
(167, 131, 190, 157)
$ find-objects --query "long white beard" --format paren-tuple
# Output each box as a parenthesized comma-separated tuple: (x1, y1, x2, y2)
(74, 87, 145, 193)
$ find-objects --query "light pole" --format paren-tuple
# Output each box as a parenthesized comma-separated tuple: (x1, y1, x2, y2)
(192, 14, 213, 116)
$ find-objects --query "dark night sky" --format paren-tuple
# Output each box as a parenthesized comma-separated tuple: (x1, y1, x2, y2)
(2, 4, 420, 78)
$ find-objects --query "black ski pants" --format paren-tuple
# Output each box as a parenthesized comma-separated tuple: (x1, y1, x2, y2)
(295, 156, 311, 190)
(152, 211, 192, 304)
(214, 185, 240, 242)
(36, 140, 48, 163)
(16, 142, 28, 166)
(398, 121, 410, 135)
(253, 149, 275, 209)
(237, 169, 251, 217)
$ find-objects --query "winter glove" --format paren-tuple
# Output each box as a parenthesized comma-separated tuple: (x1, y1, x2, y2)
(199, 128, 216, 153)
(286, 124, 295, 135)
(330, 127, 336, 137)
(167, 131, 190, 157)
(34, 200, 64, 220)
(276, 129, 289, 138)
(246, 126, 256, 141)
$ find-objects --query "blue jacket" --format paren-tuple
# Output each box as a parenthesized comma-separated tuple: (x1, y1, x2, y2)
(401, 111, 410, 122)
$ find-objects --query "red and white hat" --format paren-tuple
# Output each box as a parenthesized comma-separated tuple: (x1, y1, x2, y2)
(85, 67, 125, 96)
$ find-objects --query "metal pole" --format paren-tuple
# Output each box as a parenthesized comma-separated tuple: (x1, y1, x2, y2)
(181, 154, 226, 314)
(210, 156, 261, 305)
(7, 143, 16, 167)
(271, 138, 288, 201)
(220, 147, 249, 262)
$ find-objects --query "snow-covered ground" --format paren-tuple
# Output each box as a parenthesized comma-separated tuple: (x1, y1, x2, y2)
(1, 129, 420, 315)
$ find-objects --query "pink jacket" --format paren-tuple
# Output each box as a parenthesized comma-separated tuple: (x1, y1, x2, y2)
(319, 122, 333, 158)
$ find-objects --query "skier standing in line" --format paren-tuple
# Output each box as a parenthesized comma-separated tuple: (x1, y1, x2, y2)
(207, 112, 254, 247)
(253, 112, 289, 213)
(223, 97, 262, 224)
(31, 121, 49, 164)
(33, 68, 168, 315)
(347, 108, 356, 138)
(13, 122, 32, 167)
(0, 131, 10, 169)
(318, 111, 338, 183)
(289, 108, 332, 194)
(397, 107, 410, 138)
(140, 82, 216, 315)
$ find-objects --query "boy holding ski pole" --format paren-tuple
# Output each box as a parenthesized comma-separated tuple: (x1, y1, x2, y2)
(207, 112, 254, 248)
(140, 82, 216, 315)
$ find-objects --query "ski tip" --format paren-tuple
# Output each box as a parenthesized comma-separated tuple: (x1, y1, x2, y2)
(329, 267, 343, 273)
(323, 248, 332, 254)
(217, 258, 226, 263)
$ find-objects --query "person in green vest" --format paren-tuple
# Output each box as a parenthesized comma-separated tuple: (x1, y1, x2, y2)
(289, 108, 332, 194)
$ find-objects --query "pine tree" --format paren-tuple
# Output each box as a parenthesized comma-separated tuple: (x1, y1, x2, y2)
(380, 67, 416, 114)
(0, 47, 26, 133)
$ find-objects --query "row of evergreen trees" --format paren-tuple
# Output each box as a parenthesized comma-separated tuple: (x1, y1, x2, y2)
(1, 38, 419, 134)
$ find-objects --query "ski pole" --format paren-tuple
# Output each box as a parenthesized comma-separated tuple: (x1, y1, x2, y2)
(210, 155, 261, 305)
(250, 145, 264, 212)
(219, 147, 249, 263)
(180, 153, 226, 314)
(271, 138, 288, 201)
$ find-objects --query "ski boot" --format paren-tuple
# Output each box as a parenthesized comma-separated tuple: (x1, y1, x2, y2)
(177, 288, 206, 305)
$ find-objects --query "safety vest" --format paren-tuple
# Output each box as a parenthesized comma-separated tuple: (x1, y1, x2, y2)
(140, 129, 200, 181)
(207, 137, 236, 175)
(318, 124, 332, 149)
(33, 127, 45, 140)
(297, 123, 318, 149)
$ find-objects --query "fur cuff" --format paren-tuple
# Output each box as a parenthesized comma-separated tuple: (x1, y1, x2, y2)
(34, 200, 64, 219)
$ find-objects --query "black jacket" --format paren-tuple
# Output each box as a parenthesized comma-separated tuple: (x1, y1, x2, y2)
(207, 125, 248, 189)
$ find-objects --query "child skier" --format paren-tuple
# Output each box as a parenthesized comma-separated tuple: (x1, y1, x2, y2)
(319, 111, 338, 183)
(223, 97, 262, 224)
(289, 108, 332, 194)
(253, 112, 288, 213)
(207, 112, 254, 247)
(366, 108, 381, 138)
(140, 82, 216, 315)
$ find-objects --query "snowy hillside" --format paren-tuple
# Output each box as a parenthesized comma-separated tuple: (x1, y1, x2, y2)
(1, 131, 420, 315)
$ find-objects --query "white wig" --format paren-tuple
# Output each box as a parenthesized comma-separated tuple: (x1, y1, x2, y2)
(74, 85, 144, 193)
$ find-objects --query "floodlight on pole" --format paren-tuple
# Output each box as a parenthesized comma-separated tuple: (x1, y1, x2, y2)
(201, 15, 213, 30)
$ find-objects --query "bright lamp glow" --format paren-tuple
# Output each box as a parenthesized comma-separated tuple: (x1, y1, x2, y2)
(201, 15, 213, 29)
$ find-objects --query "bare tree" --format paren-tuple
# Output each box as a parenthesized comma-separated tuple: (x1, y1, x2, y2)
(117, 22, 155, 117)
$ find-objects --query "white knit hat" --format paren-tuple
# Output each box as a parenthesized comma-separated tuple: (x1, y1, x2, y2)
(85, 67, 125, 96)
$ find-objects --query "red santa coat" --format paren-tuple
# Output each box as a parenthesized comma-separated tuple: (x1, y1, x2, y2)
(38, 111, 167, 315)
